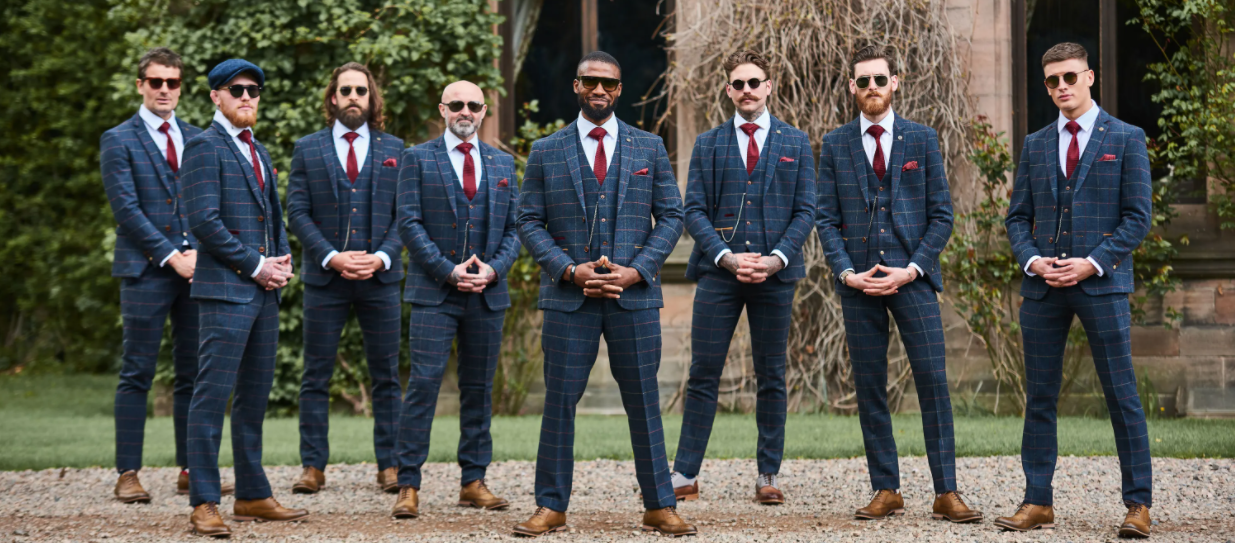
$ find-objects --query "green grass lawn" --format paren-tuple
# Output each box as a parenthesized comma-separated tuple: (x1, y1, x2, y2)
(2, 374, 1231, 471)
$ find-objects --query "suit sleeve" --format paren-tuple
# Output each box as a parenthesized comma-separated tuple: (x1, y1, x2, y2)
(1086, 127, 1153, 273)
(395, 148, 454, 284)
(285, 142, 336, 269)
(516, 142, 576, 283)
(1005, 137, 1040, 269)
(488, 156, 522, 279)
(100, 131, 178, 261)
(772, 138, 818, 263)
(183, 138, 264, 277)
(683, 135, 728, 264)
(629, 137, 685, 284)
(908, 129, 954, 276)
(814, 136, 855, 277)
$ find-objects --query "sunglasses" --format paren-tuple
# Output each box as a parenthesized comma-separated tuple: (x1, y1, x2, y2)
(222, 84, 262, 99)
(729, 78, 768, 91)
(339, 85, 368, 97)
(143, 78, 181, 90)
(442, 101, 485, 113)
(1045, 71, 1088, 89)
(855, 75, 890, 89)
(577, 76, 621, 92)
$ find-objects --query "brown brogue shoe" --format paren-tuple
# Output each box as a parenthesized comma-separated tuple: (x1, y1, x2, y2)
(512, 506, 567, 537)
(855, 489, 904, 519)
(1118, 503, 1151, 538)
(754, 473, 784, 505)
(392, 486, 420, 519)
(291, 466, 325, 494)
(993, 503, 1055, 531)
(115, 470, 151, 503)
(931, 491, 983, 523)
(377, 466, 399, 493)
(458, 479, 510, 510)
(232, 497, 309, 523)
(642, 506, 698, 537)
(190, 502, 232, 538)
(674, 480, 699, 501)
(178, 470, 234, 496)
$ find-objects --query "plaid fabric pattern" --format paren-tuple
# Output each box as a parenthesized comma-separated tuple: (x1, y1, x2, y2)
(816, 116, 954, 293)
(536, 299, 676, 511)
(516, 120, 684, 312)
(100, 113, 203, 277)
(298, 279, 402, 471)
(183, 122, 292, 304)
(187, 292, 280, 506)
(1006, 110, 1152, 300)
(840, 280, 957, 494)
(286, 127, 406, 287)
(114, 265, 199, 472)
(396, 136, 521, 310)
(395, 291, 505, 488)
(1019, 287, 1152, 506)
(674, 271, 795, 478)
(684, 115, 816, 282)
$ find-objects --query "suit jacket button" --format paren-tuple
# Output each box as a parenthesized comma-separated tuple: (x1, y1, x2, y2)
(584, 247, 589, 253)
(236, 269, 241, 274)
(451, 250, 456, 256)
(165, 226, 171, 231)
(258, 216, 264, 222)
(453, 223, 457, 228)
(166, 198, 172, 204)
(259, 247, 265, 253)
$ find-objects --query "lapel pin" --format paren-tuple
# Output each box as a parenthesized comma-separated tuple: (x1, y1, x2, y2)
(376, 137, 381, 141)
(1099, 127, 1105, 132)
(776, 130, 781, 134)
(898, 135, 903, 140)
(626, 138, 631, 142)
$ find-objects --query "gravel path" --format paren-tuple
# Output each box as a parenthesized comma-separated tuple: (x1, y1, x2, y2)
(2, 456, 1232, 542)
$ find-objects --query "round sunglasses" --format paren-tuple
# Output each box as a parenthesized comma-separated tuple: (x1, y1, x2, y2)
(1045, 70, 1090, 89)
(222, 84, 262, 99)
(339, 85, 368, 97)
(729, 78, 768, 91)
(143, 77, 181, 90)
(855, 75, 890, 89)
(442, 101, 485, 113)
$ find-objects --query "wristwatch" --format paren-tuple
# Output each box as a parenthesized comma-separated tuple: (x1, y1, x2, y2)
(838, 269, 854, 286)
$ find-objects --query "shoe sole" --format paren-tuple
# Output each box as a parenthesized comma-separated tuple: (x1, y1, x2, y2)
(231, 514, 310, 523)
(640, 525, 698, 537)
(1118, 527, 1150, 538)
(512, 524, 568, 538)
(117, 496, 152, 504)
(191, 529, 232, 539)
(931, 513, 984, 524)
(676, 493, 699, 501)
(381, 484, 399, 494)
(458, 500, 511, 511)
(993, 521, 1056, 532)
(392, 511, 419, 519)
(755, 496, 784, 505)
(855, 508, 904, 520)
(290, 485, 320, 494)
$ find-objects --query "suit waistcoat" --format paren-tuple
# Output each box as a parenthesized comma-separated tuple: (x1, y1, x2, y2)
(869, 169, 908, 269)
(1054, 164, 1074, 258)
(578, 138, 621, 260)
(454, 166, 490, 264)
(718, 140, 769, 256)
(334, 155, 375, 252)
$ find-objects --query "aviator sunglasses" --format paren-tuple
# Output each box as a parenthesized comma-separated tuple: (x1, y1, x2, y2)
(577, 76, 621, 92)
(442, 101, 485, 113)
(1045, 70, 1090, 89)
(339, 85, 368, 97)
(222, 84, 262, 99)
(143, 77, 181, 90)
(855, 74, 890, 89)
(729, 78, 768, 91)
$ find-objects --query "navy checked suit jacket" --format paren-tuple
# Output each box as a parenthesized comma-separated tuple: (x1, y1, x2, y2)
(101, 113, 203, 277)
(183, 122, 292, 303)
(684, 115, 816, 282)
(516, 119, 684, 312)
(286, 127, 405, 287)
(1005, 109, 1152, 300)
(395, 136, 521, 310)
(815, 115, 954, 295)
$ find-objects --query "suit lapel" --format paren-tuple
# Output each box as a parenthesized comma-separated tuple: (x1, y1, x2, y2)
(176, 118, 200, 140)
(319, 130, 343, 201)
(562, 122, 588, 217)
(1072, 111, 1111, 193)
(1044, 123, 1060, 203)
(760, 117, 783, 197)
(480, 142, 503, 255)
(615, 121, 634, 217)
(707, 123, 730, 218)
(846, 120, 873, 204)
(132, 115, 176, 195)
(215, 122, 267, 211)
(368, 131, 382, 200)
(888, 115, 907, 201)
(433, 136, 459, 218)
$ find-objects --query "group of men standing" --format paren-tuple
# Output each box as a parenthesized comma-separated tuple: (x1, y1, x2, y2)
(100, 40, 1154, 539)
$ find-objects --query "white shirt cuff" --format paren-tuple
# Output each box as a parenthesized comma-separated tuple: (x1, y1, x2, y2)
(375, 251, 391, 271)
(771, 250, 789, 267)
(908, 262, 925, 278)
(1087, 256, 1104, 277)
(251, 256, 265, 278)
(1024, 255, 1042, 277)
(322, 250, 338, 270)
(159, 250, 178, 268)
(714, 248, 733, 266)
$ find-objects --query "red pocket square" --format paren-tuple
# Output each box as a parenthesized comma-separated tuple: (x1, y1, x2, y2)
(383, 158, 398, 167)
(634, 167, 649, 175)
(273, 168, 278, 177)
(779, 156, 795, 163)
(498, 178, 508, 187)
(1099, 154, 1117, 162)
(902, 161, 919, 171)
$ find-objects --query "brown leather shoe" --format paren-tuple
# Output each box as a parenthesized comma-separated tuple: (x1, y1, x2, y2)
(1118, 503, 1151, 538)
(291, 466, 325, 494)
(392, 486, 419, 519)
(754, 473, 784, 505)
(377, 466, 399, 493)
(190, 502, 232, 538)
(232, 497, 309, 523)
(512, 506, 567, 537)
(993, 503, 1055, 531)
(178, 470, 234, 496)
(674, 480, 699, 501)
(931, 491, 983, 523)
(458, 479, 510, 510)
(855, 489, 904, 519)
(114, 470, 151, 503)
(641, 506, 698, 537)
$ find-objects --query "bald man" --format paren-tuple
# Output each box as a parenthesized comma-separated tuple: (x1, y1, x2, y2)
(390, 80, 522, 518)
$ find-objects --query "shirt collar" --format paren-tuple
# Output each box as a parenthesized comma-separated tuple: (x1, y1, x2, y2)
(333, 119, 369, 142)
(733, 109, 771, 133)
(443, 128, 479, 152)
(213, 109, 253, 140)
(139, 105, 177, 133)
(1057, 102, 1102, 135)
(577, 112, 619, 140)
(859, 108, 896, 136)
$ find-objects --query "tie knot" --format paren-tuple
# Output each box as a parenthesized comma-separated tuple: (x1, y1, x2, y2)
(1065, 120, 1081, 136)
(866, 124, 885, 138)
(159, 121, 172, 134)
(456, 141, 473, 154)
(238, 129, 252, 144)
(343, 132, 360, 144)
(588, 126, 607, 141)
(740, 122, 760, 136)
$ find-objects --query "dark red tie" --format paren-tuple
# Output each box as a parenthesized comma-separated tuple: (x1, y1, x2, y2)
(457, 142, 476, 200)
(238, 129, 263, 192)
(740, 122, 760, 176)
(343, 132, 360, 183)
(866, 124, 886, 180)
(159, 121, 178, 173)
(588, 127, 608, 184)
(1065, 121, 1081, 179)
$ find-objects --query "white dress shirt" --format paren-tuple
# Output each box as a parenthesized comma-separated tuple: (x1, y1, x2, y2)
(714, 109, 788, 268)
(842, 109, 924, 279)
(443, 128, 484, 186)
(212, 110, 270, 278)
(320, 120, 390, 272)
(143, 106, 191, 268)
(576, 112, 618, 171)
(1023, 102, 1104, 278)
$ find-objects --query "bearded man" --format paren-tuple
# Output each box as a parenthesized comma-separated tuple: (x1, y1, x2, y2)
(815, 45, 981, 525)
(286, 62, 407, 495)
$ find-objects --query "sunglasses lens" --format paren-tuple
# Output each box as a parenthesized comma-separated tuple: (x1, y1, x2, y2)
(1064, 72, 1078, 85)
(601, 79, 619, 91)
(730, 80, 745, 91)
(340, 86, 351, 96)
(355, 86, 368, 97)
(166, 79, 180, 90)
(1046, 75, 1060, 89)
(746, 78, 762, 90)
(856, 76, 870, 89)
(874, 75, 888, 88)
(467, 102, 484, 113)
(147, 78, 163, 89)
(579, 77, 597, 89)
(445, 101, 464, 112)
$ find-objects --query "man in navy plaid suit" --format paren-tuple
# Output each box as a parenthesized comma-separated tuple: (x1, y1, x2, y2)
(995, 42, 1153, 538)
(672, 50, 815, 505)
(101, 47, 223, 503)
(389, 80, 520, 519)
(816, 45, 981, 524)
(286, 63, 405, 496)
(512, 51, 696, 537)
(182, 59, 308, 537)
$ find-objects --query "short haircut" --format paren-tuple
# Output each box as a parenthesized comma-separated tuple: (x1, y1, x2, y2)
(849, 44, 897, 75)
(577, 50, 621, 77)
(723, 50, 770, 79)
(322, 62, 386, 131)
(138, 47, 183, 80)
(1042, 42, 1089, 68)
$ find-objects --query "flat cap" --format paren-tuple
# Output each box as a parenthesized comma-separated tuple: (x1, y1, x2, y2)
(207, 59, 265, 90)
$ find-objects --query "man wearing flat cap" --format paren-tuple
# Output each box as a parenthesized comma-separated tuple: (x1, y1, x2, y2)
(182, 59, 307, 537)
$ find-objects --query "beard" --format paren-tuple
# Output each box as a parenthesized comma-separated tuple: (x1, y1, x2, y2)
(578, 92, 617, 122)
(222, 104, 257, 129)
(449, 116, 480, 140)
(334, 101, 370, 131)
(857, 90, 892, 118)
